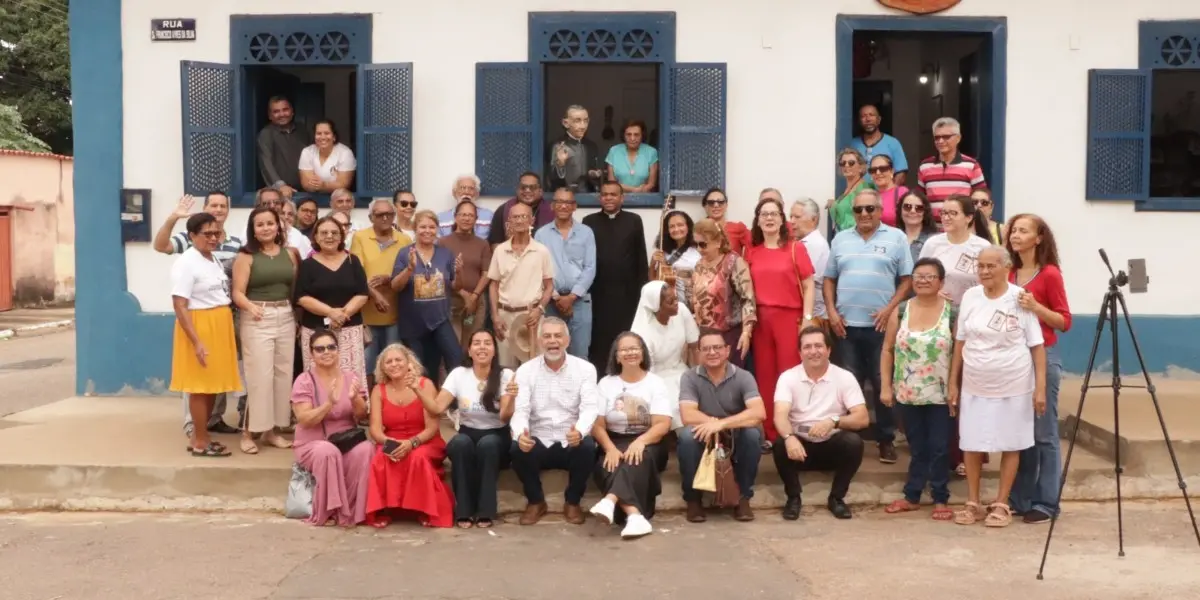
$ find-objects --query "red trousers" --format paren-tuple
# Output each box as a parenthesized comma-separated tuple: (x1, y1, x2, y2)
(752, 306, 803, 442)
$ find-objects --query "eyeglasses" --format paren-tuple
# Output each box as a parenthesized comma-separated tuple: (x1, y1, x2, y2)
(941, 210, 962, 218)
(703, 199, 727, 206)
(974, 199, 992, 207)
(519, 184, 541, 191)
(509, 214, 532, 221)
(933, 134, 956, 142)
(372, 211, 395, 219)
(700, 344, 726, 353)
(198, 231, 221, 239)
(397, 201, 417, 209)
(913, 274, 940, 282)
(695, 241, 709, 250)
(902, 203, 925, 213)
(312, 344, 338, 354)
(758, 211, 781, 218)
(868, 166, 893, 174)
(852, 205, 877, 215)
(617, 347, 642, 355)
(839, 160, 859, 167)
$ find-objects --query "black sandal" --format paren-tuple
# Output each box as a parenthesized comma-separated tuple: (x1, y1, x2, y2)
(456, 518, 475, 529)
(476, 518, 494, 529)
(184, 441, 229, 453)
(190, 442, 231, 457)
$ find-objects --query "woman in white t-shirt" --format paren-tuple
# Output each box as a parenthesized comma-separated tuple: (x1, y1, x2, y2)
(299, 119, 356, 194)
(649, 210, 701, 309)
(588, 332, 673, 540)
(170, 212, 244, 458)
(629, 280, 698, 431)
(949, 246, 1046, 528)
(919, 194, 994, 306)
(430, 330, 516, 529)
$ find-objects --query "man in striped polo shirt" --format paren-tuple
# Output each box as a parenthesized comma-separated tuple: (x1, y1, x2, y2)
(822, 188, 913, 465)
(916, 117, 987, 219)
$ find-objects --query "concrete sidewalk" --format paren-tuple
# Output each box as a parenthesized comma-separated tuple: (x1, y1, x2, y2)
(1, 394, 1197, 514)
(0, 306, 75, 339)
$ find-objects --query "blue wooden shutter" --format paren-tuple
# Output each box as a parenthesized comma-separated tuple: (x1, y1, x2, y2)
(1086, 69, 1152, 201)
(666, 63, 727, 196)
(180, 61, 240, 195)
(357, 63, 413, 199)
(475, 63, 534, 196)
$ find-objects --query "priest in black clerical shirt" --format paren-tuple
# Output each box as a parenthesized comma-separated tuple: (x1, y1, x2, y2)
(582, 181, 649, 370)
(547, 105, 603, 193)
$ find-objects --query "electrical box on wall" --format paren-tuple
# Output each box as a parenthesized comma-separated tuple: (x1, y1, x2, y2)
(120, 188, 151, 243)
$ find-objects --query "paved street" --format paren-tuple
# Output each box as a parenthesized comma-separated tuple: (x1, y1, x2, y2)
(0, 329, 74, 418)
(1, 502, 1199, 599)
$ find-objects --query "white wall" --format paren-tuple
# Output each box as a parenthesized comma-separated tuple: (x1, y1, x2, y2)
(121, 0, 1200, 315)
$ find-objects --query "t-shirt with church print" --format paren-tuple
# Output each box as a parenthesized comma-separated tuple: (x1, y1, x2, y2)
(596, 372, 672, 435)
(392, 245, 456, 338)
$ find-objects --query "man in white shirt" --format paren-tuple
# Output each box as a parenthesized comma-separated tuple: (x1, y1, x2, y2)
(510, 317, 600, 526)
(789, 198, 830, 318)
(328, 188, 362, 239)
(437, 174, 494, 238)
(773, 326, 869, 521)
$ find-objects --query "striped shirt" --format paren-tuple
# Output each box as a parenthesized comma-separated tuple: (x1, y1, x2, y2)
(169, 231, 243, 278)
(915, 152, 987, 217)
(825, 224, 913, 328)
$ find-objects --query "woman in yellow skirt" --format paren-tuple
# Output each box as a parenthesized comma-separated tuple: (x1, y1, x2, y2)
(170, 212, 244, 457)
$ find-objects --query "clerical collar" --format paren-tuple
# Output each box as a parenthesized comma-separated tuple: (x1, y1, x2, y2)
(604, 210, 621, 219)
(567, 132, 584, 142)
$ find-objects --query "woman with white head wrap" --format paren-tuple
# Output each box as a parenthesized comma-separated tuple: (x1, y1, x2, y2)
(630, 280, 700, 431)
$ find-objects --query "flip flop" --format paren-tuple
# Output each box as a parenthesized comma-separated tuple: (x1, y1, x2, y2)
(885, 499, 921, 514)
(190, 442, 231, 457)
(932, 506, 955, 521)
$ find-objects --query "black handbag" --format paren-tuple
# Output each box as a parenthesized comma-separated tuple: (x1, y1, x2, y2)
(309, 372, 368, 454)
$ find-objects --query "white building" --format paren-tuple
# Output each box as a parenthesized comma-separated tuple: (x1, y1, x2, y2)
(71, 0, 1200, 393)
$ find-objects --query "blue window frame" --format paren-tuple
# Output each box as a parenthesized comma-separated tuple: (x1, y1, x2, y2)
(1086, 20, 1200, 211)
(179, 14, 412, 208)
(475, 12, 727, 207)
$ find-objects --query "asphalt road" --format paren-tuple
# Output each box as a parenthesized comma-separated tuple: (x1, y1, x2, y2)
(0, 329, 75, 418)
(1, 502, 1199, 600)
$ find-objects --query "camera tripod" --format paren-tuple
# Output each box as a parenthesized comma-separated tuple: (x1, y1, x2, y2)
(1037, 250, 1200, 579)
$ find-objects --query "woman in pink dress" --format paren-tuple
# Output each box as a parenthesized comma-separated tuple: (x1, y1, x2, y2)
(365, 343, 454, 528)
(290, 329, 373, 527)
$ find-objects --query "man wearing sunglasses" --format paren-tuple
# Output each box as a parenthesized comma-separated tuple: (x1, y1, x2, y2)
(823, 189, 913, 465)
(915, 117, 988, 219)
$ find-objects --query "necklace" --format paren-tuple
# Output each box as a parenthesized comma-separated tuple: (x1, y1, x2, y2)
(473, 367, 489, 392)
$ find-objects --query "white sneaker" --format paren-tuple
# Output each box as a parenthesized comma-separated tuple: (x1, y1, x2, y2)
(620, 514, 653, 539)
(589, 498, 616, 525)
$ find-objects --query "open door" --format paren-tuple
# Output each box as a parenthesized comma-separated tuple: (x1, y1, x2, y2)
(958, 52, 980, 159)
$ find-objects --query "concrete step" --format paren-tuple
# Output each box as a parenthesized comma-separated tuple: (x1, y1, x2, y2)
(3, 396, 1198, 514)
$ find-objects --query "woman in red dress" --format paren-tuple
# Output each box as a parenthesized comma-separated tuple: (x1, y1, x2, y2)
(365, 343, 454, 528)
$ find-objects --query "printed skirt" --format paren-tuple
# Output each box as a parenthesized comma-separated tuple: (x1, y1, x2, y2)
(170, 305, 244, 394)
(299, 325, 368, 389)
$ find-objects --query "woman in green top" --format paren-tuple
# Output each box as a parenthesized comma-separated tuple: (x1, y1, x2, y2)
(232, 206, 300, 454)
(828, 148, 873, 232)
(879, 257, 956, 520)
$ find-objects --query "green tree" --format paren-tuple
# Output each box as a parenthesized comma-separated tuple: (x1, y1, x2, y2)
(0, 103, 51, 151)
(0, 0, 70, 154)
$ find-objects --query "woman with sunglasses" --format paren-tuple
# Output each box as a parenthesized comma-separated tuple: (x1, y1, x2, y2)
(690, 218, 756, 367)
(700, 188, 751, 256)
(170, 212, 244, 457)
(897, 190, 938, 264)
(394, 190, 418, 240)
(291, 329, 373, 527)
(970, 189, 1005, 245)
(869, 154, 908, 227)
(295, 216, 371, 388)
(828, 148, 873, 232)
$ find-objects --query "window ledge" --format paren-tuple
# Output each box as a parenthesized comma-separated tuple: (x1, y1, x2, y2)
(234, 191, 374, 209)
(574, 192, 669, 209)
(1135, 197, 1200, 212)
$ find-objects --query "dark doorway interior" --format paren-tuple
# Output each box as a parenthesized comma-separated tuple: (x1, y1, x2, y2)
(543, 63, 661, 162)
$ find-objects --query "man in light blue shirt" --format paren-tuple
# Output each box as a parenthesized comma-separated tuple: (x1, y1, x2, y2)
(533, 188, 596, 359)
(437, 174, 494, 238)
(823, 187, 912, 464)
(848, 104, 909, 186)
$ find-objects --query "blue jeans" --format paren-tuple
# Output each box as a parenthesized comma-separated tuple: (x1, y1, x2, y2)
(1011, 346, 1063, 516)
(839, 326, 893, 443)
(676, 426, 762, 502)
(545, 296, 592, 360)
(403, 321, 463, 384)
(365, 324, 400, 380)
(896, 403, 952, 504)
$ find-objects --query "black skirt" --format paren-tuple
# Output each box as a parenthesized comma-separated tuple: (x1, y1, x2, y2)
(593, 432, 666, 519)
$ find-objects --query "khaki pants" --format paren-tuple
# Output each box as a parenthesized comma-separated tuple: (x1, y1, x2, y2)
(239, 302, 296, 433)
(496, 307, 538, 369)
(450, 293, 487, 348)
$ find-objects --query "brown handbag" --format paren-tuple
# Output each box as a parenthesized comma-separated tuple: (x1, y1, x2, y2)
(713, 432, 741, 508)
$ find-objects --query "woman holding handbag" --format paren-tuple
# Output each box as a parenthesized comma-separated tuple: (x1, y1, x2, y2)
(290, 329, 373, 527)
(744, 197, 816, 446)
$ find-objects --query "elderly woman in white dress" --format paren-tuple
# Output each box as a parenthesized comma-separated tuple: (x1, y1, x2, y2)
(949, 245, 1046, 528)
(630, 280, 699, 432)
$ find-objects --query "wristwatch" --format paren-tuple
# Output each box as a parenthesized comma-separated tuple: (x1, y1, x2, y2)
(831, 415, 840, 429)
(804, 314, 814, 321)
(410, 437, 422, 448)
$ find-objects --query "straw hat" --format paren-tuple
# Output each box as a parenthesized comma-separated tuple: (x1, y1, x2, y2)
(510, 311, 534, 354)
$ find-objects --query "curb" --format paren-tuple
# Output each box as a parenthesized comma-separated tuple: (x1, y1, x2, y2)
(0, 319, 75, 340)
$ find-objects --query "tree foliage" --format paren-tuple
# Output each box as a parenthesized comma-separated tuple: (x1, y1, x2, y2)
(0, 0, 71, 154)
(0, 103, 51, 151)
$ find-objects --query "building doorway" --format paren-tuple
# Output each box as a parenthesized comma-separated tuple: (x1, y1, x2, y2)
(837, 16, 1007, 219)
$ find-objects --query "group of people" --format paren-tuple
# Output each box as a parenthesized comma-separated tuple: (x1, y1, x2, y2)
(162, 108, 1071, 537)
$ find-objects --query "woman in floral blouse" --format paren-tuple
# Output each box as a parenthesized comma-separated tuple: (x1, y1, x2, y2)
(879, 257, 955, 520)
(690, 218, 756, 367)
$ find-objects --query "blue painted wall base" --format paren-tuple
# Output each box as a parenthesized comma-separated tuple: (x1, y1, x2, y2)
(1057, 314, 1200, 377)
